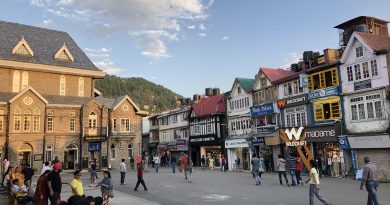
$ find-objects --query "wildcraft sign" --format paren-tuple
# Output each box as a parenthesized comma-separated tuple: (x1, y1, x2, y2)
(250, 103, 274, 117)
(277, 94, 308, 108)
(308, 86, 339, 100)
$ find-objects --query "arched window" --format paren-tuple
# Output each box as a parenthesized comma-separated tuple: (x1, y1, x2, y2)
(128, 144, 133, 158)
(21, 71, 29, 90)
(13, 71, 20, 92)
(78, 77, 84, 97)
(110, 144, 116, 159)
(89, 112, 97, 128)
(60, 75, 66, 96)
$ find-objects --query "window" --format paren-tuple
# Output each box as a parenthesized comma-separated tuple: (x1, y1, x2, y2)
(313, 98, 341, 121)
(362, 62, 369, 78)
(70, 118, 75, 132)
(120, 118, 130, 132)
(33, 116, 40, 132)
(260, 78, 267, 88)
(89, 112, 97, 128)
(356, 46, 363, 58)
(173, 115, 178, 123)
(285, 106, 306, 127)
(194, 120, 200, 134)
(354, 64, 361, 80)
(207, 122, 211, 133)
(347, 66, 353, 82)
(370, 60, 378, 76)
(78, 77, 84, 97)
(110, 144, 116, 159)
(162, 131, 167, 141)
(13, 71, 20, 93)
(307, 68, 338, 91)
(60, 75, 66, 96)
(112, 118, 117, 132)
(14, 116, 21, 132)
(45, 145, 53, 162)
(23, 116, 31, 132)
(21, 71, 29, 90)
(350, 94, 383, 121)
(128, 144, 133, 158)
(237, 87, 241, 94)
(47, 117, 53, 132)
(0, 116, 3, 132)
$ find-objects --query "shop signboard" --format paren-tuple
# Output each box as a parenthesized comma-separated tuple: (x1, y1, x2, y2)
(225, 138, 248, 148)
(88, 142, 101, 152)
(354, 79, 372, 91)
(250, 103, 274, 117)
(300, 74, 307, 88)
(338, 136, 350, 150)
(277, 94, 309, 109)
(308, 86, 339, 100)
(251, 135, 265, 146)
(189, 135, 218, 145)
(305, 123, 341, 142)
(347, 135, 390, 149)
(149, 142, 158, 148)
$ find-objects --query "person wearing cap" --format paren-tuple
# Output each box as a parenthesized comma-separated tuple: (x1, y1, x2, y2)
(360, 156, 380, 205)
(48, 163, 68, 205)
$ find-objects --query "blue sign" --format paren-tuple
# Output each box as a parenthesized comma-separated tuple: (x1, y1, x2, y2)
(338, 136, 350, 150)
(250, 103, 274, 117)
(88, 142, 101, 152)
(308, 86, 339, 100)
(299, 74, 307, 88)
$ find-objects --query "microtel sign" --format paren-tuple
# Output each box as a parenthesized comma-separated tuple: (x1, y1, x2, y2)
(284, 127, 307, 146)
(250, 103, 274, 117)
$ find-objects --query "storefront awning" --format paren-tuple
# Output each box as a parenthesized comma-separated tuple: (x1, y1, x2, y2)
(347, 135, 390, 149)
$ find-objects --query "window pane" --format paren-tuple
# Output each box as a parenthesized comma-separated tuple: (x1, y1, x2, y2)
(331, 102, 340, 118)
(374, 101, 382, 118)
(354, 64, 361, 80)
(367, 102, 374, 119)
(347, 66, 353, 82)
(370, 60, 378, 76)
(351, 105, 358, 120)
(315, 104, 323, 121)
(362, 62, 369, 78)
(358, 103, 365, 120)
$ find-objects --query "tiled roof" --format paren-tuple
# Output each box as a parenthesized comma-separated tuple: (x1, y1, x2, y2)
(236, 78, 255, 92)
(191, 94, 226, 118)
(272, 72, 301, 84)
(0, 20, 99, 71)
(0, 92, 92, 105)
(260, 67, 296, 84)
(355, 32, 390, 52)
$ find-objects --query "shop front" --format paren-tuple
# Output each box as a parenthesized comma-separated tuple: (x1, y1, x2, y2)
(189, 135, 222, 166)
(225, 138, 251, 171)
(167, 139, 189, 159)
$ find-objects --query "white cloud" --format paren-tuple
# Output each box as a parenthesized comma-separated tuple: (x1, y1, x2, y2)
(187, 25, 196, 29)
(199, 23, 206, 30)
(222, 36, 229, 40)
(85, 47, 122, 75)
(30, 0, 212, 59)
(199, 33, 207, 37)
(281, 52, 302, 69)
(38, 19, 55, 28)
(94, 60, 122, 75)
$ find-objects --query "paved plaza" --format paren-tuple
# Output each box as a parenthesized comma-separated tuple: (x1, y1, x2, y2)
(2, 166, 389, 205)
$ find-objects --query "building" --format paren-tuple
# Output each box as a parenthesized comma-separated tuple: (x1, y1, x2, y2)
(250, 68, 296, 171)
(0, 21, 146, 172)
(188, 93, 227, 166)
(338, 16, 390, 176)
(225, 78, 255, 171)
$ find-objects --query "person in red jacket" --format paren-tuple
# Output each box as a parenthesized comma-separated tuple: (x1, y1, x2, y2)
(134, 162, 148, 191)
(295, 156, 304, 186)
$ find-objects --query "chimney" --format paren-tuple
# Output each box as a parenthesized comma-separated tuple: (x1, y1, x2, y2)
(205, 88, 213, 96)
(324, 49, 340, 64)
(212, 88, 220, 96)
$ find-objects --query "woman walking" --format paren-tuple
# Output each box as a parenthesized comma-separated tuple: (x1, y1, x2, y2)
(33, 170, 51, 205)
(97, 171, 113, 205)
(184, 159, 193, 183)
(277, 154, 289, 186)
(305, 160, 333, 205)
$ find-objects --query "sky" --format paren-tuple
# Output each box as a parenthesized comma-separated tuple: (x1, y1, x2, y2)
(1, 0, 390, 98)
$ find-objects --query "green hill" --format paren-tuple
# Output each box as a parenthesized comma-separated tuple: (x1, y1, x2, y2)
(95, 75, 182, 112)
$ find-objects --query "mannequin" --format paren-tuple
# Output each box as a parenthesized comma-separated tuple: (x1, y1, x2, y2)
(332, 152, 340, 177)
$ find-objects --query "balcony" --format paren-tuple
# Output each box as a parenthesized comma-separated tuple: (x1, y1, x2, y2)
(83, 127, 108, 141)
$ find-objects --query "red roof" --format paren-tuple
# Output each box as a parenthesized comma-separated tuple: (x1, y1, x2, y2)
(191, 94, 226, 117)
(356, 32, 390, 52)
(259, 67, 297, 84)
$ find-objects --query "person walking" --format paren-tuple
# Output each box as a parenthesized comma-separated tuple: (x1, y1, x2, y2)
(153, 155, 160, 173)
(144, 154, 149, 172)
(47, 163, 64, 205)
(184, 159, 193, 183)
(130, 156, 135, 170)
(259, 155, 265, 178)
(360, 156, 380, 205)
(220, 155, 226, 172)
(171, 155, 177, 173)
(90, 160, 98, 184)
(201, 155, 206, 170)
(181, 154, 189, 180)
(97, 171, 113, 205)
(305, 160, 332, 205)
(33, 170, 50, 205)
(288, 153, 297, 186)
(22, 164, 34, 184)
(41, 162, 51, 175)
(296, 156, 304, 186)
(70, 170, 83, 196)
(119, 159, 126, 185)
(134, 162, 148, 191)
(277, 154, 289, 186)
(316, 154, 323, 178)
(251, 154, 261, 186)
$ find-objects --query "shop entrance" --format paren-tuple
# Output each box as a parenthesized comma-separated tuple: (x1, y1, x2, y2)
(18, 143, 33, 167)
(64, 144, 78, 169)
(201, 146, 222, 167)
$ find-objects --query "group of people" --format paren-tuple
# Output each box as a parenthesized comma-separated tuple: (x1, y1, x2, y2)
(151, 153, 193, 183)
(119, 158, 148, 191)
(199, 154, 226, 171)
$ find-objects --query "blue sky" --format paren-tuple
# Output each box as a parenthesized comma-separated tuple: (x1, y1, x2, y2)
(1, 0, 390, 97)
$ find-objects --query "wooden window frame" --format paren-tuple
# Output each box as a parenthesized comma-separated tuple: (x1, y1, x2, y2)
(313, 97, 342, 122)
(307, 67, 338, 91)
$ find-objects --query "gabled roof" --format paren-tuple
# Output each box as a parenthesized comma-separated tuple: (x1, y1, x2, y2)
(272, 71, 302, 84)
(96, 95, 148, 116)
(9, 86, 48, 104)
(0, 20, 99, 71)
(235, 78, 255, 92)
(340, 32, 390, 63)
(259, 67, 297, 84)
(191, 94, 226, 118)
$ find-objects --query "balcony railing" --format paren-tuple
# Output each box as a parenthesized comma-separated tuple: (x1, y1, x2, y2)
(83, 127, 108, 141)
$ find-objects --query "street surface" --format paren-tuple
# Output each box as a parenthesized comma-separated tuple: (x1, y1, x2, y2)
(1, 166, 389, 205)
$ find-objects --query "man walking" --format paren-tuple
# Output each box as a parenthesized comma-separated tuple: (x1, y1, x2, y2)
(220, 155, 226, 172)
(277, 154, 289, 186)
(134, 162, 148, 191)
(120, 159, 126, 185)
(305, 160, 332, 205)
(201, 155, 206, 170)
(47, 163, 64, 205)
(251, 154, 261, 186)
(144, 154, 149, 172)
(360, 156, 380, 205)
(171, 155, 177, 173)
(90, 159, 98, 184)
(153, 155, 160, 173)
(288, 153, 297, 186)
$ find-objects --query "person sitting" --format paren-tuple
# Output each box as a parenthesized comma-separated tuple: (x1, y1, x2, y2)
(24, 180, 35, 197)
(11, 179, 33, 204)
